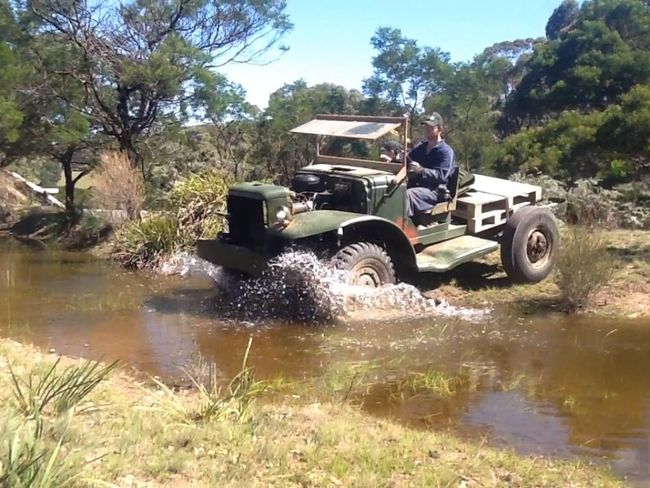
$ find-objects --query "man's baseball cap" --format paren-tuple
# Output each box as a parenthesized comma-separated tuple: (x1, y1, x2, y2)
(421, 112, 444, 127)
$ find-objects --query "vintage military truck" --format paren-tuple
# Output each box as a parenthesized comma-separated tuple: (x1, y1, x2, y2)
(197, 115, 559, 287)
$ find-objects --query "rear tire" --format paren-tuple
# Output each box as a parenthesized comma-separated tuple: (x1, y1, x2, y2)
(500, 206, 559, 283)
(333, 242, 396, 287)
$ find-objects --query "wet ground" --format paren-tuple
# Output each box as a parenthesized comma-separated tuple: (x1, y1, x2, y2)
(2, 238, 650, 483)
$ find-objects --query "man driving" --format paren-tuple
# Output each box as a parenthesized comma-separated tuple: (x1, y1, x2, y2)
(406, 112, 455, 223)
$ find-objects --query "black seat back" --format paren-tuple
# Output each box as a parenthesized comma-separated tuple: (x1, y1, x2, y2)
(447, 166, 460, 200)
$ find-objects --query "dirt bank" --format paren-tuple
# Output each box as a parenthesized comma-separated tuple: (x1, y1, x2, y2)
(0, 339, 622, 487)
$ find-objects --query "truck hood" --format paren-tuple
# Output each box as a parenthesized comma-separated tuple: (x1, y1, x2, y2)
(270, 210, 398, 240)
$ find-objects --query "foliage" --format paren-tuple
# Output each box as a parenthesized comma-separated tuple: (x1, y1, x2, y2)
(0, 0, 100, 212)
(1, 355, 117, 487)
(555, 226, 615, 311)
(3, 0, 650, 224)
(169, 171, 229, 241)
(27, 0, 291, 165)
(91, 151, 145, 221)
(495, 109, 606, 179)
(363, 27, 452, 122)
(112, 215, 180, 269)
(495, 85, 650, 182)
(0, 0, 26, 152)
(565, 180, 622, 227)
(9, 357, 118, 420)
(112, 171, 229, 268)
(504, 0, 650, 126)
(426, 61, 502, 171)
(256, 81, 368, 184)
(0, 419, 78, 488)
(546, 0, 580, 39)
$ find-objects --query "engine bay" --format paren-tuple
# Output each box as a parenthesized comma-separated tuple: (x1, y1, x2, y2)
(290, 171, 368, 214)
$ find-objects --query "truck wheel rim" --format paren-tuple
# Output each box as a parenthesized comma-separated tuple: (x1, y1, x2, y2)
(351, 266, 382, 287)
(527, 229, 551, 269)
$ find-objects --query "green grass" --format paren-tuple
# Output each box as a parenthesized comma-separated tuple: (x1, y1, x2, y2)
(152, 338, 265, 423)
(8, 357, 118, 420)
(0, 339, 623, 487)
(397, 369, 468, 398)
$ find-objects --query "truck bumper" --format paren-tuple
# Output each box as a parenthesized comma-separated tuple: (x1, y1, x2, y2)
(196, 239, 268, 276)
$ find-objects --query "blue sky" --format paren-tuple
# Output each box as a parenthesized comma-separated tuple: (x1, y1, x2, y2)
(220, 0, 564, 108)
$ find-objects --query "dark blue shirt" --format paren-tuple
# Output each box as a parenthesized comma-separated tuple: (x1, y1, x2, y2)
(408, 140, 455, 188)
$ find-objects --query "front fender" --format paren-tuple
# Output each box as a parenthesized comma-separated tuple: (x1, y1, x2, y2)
(339, 216, 417, 270)
(269, 210, 361, 240)
(270, 211, 417, 270)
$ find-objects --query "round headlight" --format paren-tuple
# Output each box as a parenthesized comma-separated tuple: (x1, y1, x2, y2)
(276, 207, 290, 223)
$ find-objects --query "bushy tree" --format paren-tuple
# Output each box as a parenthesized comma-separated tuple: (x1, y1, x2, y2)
(0, 1, 26, 156)
(495, 85, 650, 182)
(363, 27, 452, 124)
(546, 0, 580, 39)
(505, 0, 650, 127)
(256, 81, 366, 183)
(28, 0, 292, 170)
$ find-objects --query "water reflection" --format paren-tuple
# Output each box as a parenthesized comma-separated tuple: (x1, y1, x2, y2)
(2, 238, 650, 481)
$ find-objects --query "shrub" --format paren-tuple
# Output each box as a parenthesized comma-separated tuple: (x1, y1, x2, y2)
(554, 226, 614, 312)
(60, 212, 112, 250)
(90, 151, 145, 220)
(510, 173, 633, 228)
(510, 172, 568, 202)
(112, 215, 180, 269)
(565, 180, 620, 228)
(111, 171, 229, 269)
(2, 357, 116, 486)
(169, 171, 229, 240)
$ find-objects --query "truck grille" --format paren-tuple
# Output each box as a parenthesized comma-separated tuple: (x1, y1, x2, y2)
(227, 196, 266, 246)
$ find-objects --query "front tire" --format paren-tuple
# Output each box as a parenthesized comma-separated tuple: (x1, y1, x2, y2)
(333, 243, 396, 287)
(500, 206, 559, 283)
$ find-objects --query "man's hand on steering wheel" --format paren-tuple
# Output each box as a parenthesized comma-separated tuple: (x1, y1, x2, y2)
(408, 161, 424, 176)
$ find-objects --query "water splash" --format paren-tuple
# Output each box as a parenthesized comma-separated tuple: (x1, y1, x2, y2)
(159, 251, 224, 281)
(158, 251, 488, 324)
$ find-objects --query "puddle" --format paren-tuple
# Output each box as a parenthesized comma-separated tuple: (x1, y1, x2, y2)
(2, 238, 650, 481)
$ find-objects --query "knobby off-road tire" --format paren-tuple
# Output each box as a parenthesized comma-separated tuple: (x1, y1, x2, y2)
(333, 242, 396, 287)
(500, 206, 559, 283)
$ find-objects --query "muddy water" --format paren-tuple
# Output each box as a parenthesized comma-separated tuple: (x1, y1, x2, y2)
(2, 239, 650, 482)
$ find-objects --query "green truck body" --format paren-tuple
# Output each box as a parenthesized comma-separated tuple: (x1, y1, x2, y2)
(197, 115, 558, 286)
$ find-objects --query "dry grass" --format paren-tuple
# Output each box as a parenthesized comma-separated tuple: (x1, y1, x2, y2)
(90, 151, 145, 220)
(429, 229, 650, 317)
(555, 227, 615, 311)
(0, 171, 27, 206)
(0, 170, 28, 225)
(0, 339, 623, 487)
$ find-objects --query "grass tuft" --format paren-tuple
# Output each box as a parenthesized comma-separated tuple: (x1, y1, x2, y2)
(111, 215, 180, 269)
(396, 369, 467, 398)
(154, 338, 265, 423)
(9, 357, 119, 420)
(554, 226, 615, 311)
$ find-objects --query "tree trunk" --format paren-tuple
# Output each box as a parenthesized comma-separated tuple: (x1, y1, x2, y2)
(119, 135, 145, 180)
(61, 150, 76, 215)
